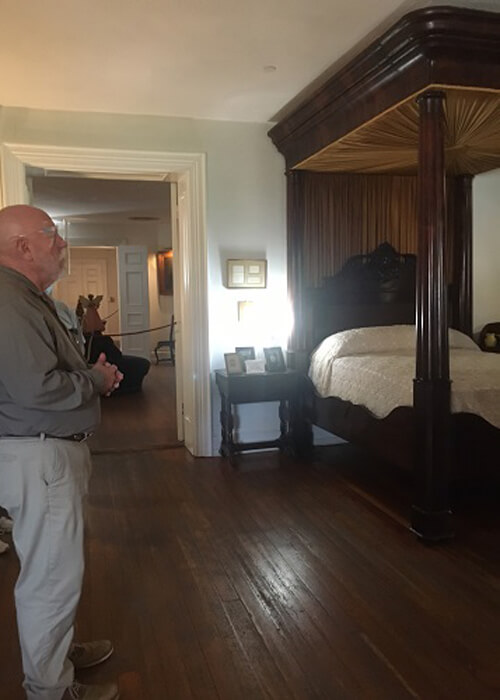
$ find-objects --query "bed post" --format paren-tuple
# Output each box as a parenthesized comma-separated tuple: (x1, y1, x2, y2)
(286, 170, 314, 456)
(412, 90, 454, 542)
(451, 175, 473, 337)
(286, 170, 307, 367)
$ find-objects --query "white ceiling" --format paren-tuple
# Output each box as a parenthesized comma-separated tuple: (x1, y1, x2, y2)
(30, 175, 171, 223)
(2, 0, 498, 125)
(6, 0, 499, 223)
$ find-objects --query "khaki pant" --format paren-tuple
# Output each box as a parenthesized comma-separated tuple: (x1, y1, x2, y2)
(0, 436, 92, 700)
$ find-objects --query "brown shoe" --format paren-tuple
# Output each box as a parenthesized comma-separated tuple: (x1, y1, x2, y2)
(69, 640, 114, 669)
(65, 680, 120, 699)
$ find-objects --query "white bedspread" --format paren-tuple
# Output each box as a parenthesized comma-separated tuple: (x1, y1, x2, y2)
(309, 326, 500, 429)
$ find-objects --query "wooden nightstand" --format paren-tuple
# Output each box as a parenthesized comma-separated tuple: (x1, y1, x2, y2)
(215, 369, 300, 463)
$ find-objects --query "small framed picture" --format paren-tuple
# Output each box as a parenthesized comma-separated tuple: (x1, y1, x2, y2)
(263, 346, 286, 372)
(245, 359, 266, 374)
(235, 346, 256, 365)
(224, 352, 244, 375)
(227, 259, 267, 288)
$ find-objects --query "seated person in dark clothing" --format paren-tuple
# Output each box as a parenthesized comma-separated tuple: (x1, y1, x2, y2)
(82, 297, 150, 395)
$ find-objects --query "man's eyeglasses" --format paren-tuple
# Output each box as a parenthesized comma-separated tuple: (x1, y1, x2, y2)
(12, 224, 65, 245)
(37, 225, 60, 238)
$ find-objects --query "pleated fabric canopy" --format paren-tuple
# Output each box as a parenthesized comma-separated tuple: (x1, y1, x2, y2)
(296, 88, 500, 175)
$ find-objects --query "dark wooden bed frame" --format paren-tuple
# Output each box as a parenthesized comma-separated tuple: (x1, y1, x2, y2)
(268, 6, 500, 541)
(301, 241, 500, 487)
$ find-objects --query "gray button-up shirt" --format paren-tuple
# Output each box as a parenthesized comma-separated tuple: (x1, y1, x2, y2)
(0, 265, 105, 437)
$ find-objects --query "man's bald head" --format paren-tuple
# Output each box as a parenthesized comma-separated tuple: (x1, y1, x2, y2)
(0, 204, 50, 233)
(0, 205, 52, 251)
(0, 205, 67, 290)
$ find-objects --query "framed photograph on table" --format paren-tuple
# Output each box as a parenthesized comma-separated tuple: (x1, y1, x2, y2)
(224, 352, 244, 375)
(263, 346, 286, 372)
(235, 346, 256, 365)
(244, 359, 266, 374)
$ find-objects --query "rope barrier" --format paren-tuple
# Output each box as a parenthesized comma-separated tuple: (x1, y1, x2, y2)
(102, 309, 119, 321)
(111, 322, 174, 337)
(82, 319, 175, 362)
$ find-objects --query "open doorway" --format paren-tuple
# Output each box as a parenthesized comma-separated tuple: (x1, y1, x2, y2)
(53, 246, 120, 337)
(30, 174, 181, 451)
(0, 142, 211, 456)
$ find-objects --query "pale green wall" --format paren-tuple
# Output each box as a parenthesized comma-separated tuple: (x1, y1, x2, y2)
(473, 170, 500, 333)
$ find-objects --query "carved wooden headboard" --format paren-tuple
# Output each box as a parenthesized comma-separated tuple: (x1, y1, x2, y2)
(306, 242, 416, 349)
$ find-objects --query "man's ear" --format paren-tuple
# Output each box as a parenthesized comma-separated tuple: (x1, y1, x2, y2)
(16, 236, 34, 260)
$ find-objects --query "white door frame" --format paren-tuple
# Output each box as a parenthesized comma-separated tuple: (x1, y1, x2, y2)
(0, 142, 211, 456)
(170, 183, 184, 443)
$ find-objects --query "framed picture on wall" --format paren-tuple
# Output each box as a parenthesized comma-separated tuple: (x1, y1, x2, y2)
(157, 249, 173, 295)
(227, 259, 267, 288)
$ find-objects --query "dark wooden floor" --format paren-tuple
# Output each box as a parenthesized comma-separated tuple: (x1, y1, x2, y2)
(89, 363, 181, 453)
(1, 377, 500, 698)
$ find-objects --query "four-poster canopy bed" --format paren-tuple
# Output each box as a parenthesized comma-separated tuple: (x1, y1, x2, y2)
(268, 5, 500, 541)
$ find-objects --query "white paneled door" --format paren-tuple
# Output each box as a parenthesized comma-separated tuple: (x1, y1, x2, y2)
(117, 245, 150, 359)
(54, 258, 110, 320)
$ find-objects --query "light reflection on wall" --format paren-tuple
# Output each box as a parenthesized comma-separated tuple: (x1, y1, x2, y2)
(236, 297, 293, 353)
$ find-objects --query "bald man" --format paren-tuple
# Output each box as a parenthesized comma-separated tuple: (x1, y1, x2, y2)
(0, 206, 121, 700)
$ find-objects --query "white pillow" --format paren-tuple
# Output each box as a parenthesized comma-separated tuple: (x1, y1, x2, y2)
(313, 324, 478, 360)
(449, 328, 480, 351)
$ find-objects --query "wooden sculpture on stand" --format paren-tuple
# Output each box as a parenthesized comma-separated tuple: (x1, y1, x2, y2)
(79, 294, 150, 395)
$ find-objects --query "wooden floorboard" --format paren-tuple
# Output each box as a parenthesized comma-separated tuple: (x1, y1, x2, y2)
(1, 418, 500, 698)
(89, 363, 181, 453)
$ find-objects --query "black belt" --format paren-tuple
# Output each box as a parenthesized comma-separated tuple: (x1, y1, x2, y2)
(45, 433, 92, 442)
(0, 433, 92, 442)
